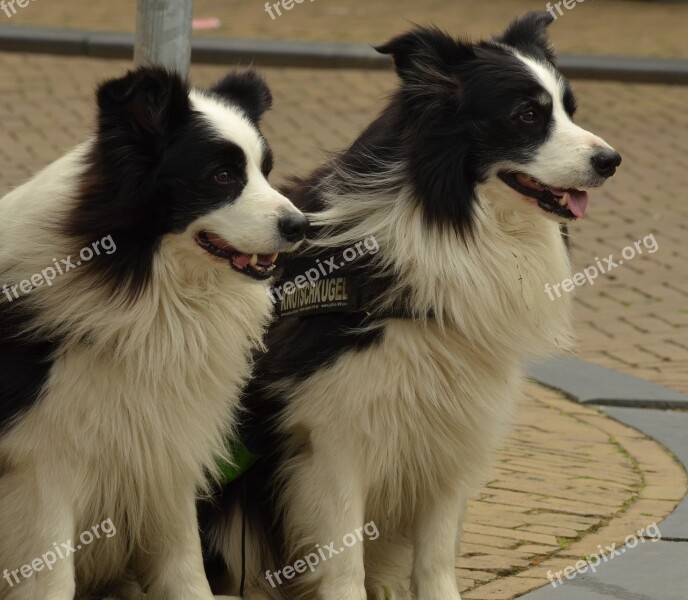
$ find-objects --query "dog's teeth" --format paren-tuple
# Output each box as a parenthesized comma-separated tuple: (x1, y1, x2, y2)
(558, 196, 568, 207)
(269, 252, 279, 263)
(249, 254, 258, 267)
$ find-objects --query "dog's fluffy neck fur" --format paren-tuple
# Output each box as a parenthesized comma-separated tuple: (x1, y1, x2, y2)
(308, 158, 575, 361)
(2, 144, 270, 362)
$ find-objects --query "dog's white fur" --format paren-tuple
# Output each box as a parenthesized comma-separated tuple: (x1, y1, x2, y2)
(0, 91, 300, 600)
(227, 53, 618, 600)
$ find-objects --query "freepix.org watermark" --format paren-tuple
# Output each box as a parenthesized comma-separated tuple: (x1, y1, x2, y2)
(2, 235, 117, 303)
(265, 0, 315, 21)
(547, 522, 661, 588)
(545, 0, 592, 21)
(265, 521, 380, 588)
(267, 235, 379, 305)
(1, 0, 38, 19)
(545, 233, 658, 301)
(2, 518, 117, 589)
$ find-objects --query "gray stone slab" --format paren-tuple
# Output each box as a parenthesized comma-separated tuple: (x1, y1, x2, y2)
(0, 24, 87, 55)
(659, 501, 688, 544)
(529, 357, 688, 408)
(520, 541, 688, 600)
(190, 36, 391, 69)
(603, 407, 688, 542)
(3, 26, 688, 83)
(559, 53, 688, 85)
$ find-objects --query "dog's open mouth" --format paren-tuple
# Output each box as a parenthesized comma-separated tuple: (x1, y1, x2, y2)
(499, 171, 589, 219)
(195, 232, 278, 280)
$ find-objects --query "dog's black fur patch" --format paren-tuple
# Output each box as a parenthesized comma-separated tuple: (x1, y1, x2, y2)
(0, 300, 58, 432)
(66, 67, 275, 302)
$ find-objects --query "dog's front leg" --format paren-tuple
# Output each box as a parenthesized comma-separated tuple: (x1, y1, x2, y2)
(143, 494, 219, 600)
(411, 491, 462, 600)
(0, 467, 77, 600)
(285, 441, 366, 600)
(454, 489, 469, 559)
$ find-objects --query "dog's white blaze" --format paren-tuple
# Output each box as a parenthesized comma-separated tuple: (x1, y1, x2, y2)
(190, 90, 266, 167)
(190, 91, 303, 253)
(514, 53, 615, 189)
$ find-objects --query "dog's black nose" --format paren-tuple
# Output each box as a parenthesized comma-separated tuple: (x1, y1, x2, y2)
(278, 213, 309, 243)
(591, 148, 622, 178)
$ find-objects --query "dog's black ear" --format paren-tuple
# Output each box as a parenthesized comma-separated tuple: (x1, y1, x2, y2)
(376, 27, 474, 90)
(498, 11, 556, 61)
(96, 67, 190, 139)
(210, 70, 273, 124)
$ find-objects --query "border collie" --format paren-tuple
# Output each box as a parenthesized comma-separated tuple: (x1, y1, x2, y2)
(0, 67, 307, 600)
(200, 12, 621, 600)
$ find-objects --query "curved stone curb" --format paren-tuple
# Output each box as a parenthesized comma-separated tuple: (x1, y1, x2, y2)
(602, 407, 688, 542)
(511, 357, 688, 600)
(458, 384, 645, 598)
(523, 407, 688, 600)
(2, 25, 688, 84)
(463, 392, 687, 599)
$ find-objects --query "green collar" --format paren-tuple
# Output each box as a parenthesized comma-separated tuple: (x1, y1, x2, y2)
(216, 440, 260, 485)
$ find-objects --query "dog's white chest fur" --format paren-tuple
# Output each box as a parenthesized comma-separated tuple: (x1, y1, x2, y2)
(0, 254, 272, 588)
(282, 197, 574, 526)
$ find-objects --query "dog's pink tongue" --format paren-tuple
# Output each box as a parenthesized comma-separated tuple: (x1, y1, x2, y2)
(567, 190, 589, 219)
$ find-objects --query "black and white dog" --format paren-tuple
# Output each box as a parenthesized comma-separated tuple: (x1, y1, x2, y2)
(0, 67, 307, 599)
(200, 12, 621, 600)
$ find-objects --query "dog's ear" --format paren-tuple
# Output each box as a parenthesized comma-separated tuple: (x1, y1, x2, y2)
(96, 67, 190, 140)
(376, 27, 474, 91)
(210, 70, 273, 124)
(498, 11, 556, 61)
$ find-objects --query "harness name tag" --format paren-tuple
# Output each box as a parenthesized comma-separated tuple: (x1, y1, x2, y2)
(274, 276, 356, 317)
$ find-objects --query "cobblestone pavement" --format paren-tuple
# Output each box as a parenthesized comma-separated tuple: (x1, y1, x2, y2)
(0, 52, 686, 598)
(1, 54, 686, 393)
(4, 0, 688, 58)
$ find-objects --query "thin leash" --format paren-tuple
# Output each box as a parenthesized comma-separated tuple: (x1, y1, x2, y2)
(240, 475, 248, 598)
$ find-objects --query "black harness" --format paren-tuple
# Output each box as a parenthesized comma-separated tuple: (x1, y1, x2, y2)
(271, 251, 413, 321)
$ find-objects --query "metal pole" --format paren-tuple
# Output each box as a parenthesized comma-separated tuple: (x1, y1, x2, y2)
(134, 0, 194, 78)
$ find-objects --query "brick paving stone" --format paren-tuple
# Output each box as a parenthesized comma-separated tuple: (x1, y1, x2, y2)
(515, 544, 567, 556)
(463, 576, 546, 600)
(464, 524, 560, 548)
(460, 555, 531, 572)
(520, 525, 580, 539)
(462, 532, 521, 551)
(457, 569, 498, 583)
(461, 544, 534, 559)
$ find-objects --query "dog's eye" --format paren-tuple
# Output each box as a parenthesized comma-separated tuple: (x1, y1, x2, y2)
(519, 110, 539, 124)
(214, 171, 233, 184)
